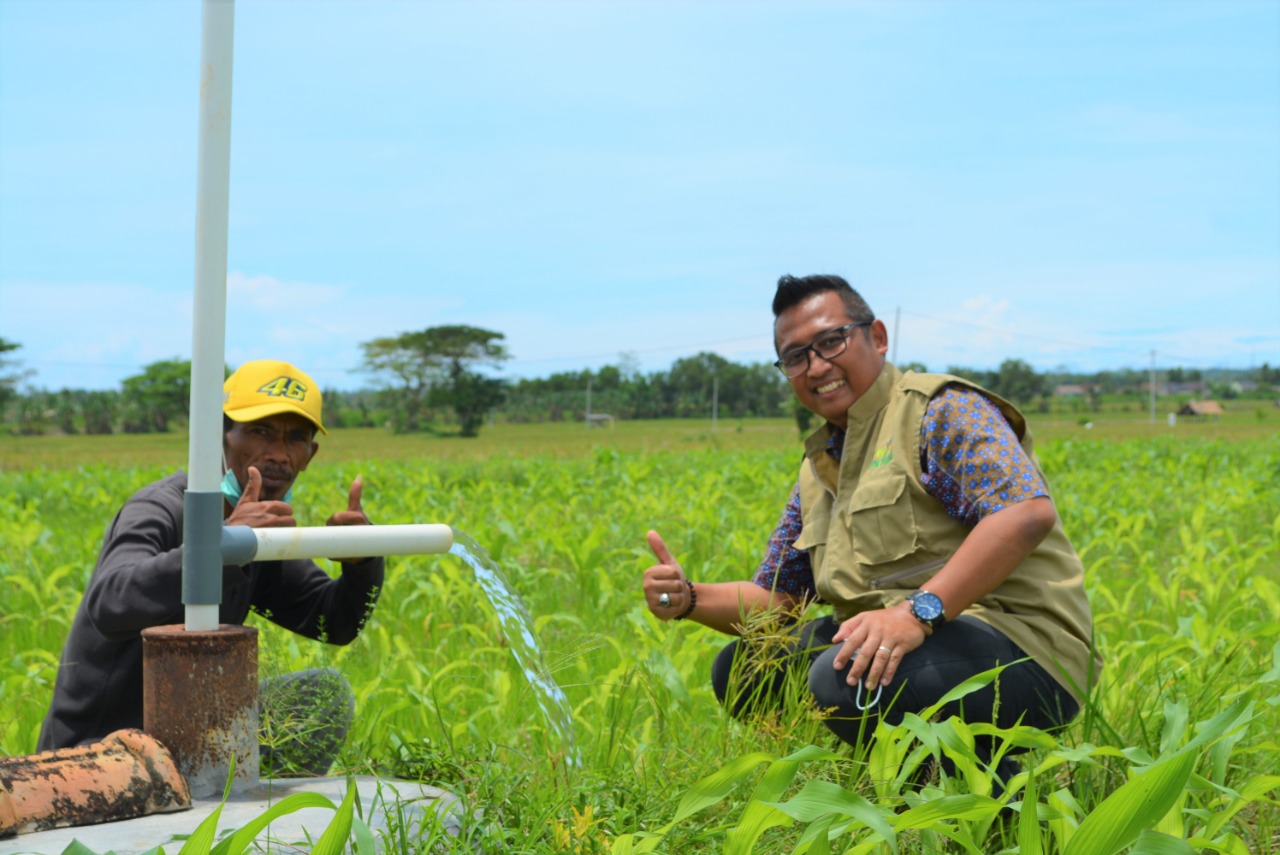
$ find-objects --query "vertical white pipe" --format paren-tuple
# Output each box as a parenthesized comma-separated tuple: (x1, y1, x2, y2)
(186, 0, 236, 632)
(891, 306, 901, 365)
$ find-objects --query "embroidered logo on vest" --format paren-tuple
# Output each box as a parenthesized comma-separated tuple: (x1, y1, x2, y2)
(870, 439, 894, 469)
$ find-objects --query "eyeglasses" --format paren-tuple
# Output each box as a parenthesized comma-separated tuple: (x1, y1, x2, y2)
(773, 321, 873, 377)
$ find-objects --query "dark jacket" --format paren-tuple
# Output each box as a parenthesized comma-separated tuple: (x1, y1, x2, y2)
(38, 472, 384, 750)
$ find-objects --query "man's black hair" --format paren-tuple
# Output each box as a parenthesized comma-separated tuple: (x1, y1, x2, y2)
(772, 274, 875, 324)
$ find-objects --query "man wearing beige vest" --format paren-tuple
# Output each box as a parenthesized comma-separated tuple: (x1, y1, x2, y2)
(642, 274, 1099, 782)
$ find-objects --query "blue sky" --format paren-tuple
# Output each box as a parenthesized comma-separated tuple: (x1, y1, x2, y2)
(2, 0, 1277, 392)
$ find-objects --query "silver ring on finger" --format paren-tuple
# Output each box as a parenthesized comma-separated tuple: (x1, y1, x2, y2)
(658, 592, 671, 607)
(877, 645, 893, 654)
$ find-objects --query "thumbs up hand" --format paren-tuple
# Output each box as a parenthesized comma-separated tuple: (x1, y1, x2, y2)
(326, 475, 373, 564)
(643, 530, 690, 620)
(225, 466, 298, 528)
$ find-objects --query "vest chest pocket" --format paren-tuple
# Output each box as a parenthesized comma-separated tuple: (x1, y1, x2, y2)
(794, 494, 831, 553)
(845, 471, 919, 567)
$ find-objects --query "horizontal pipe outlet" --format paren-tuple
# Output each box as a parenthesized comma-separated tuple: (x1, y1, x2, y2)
(246, 523, 454, 562)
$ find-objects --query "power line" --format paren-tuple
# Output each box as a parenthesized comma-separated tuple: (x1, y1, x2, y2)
(896, 310, 1217, 367)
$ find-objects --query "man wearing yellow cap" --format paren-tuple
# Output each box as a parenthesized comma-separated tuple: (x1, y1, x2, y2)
(39, 360, 381, 776)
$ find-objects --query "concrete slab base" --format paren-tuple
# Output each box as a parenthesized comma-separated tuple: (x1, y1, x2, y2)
(0, 775, 464, 855)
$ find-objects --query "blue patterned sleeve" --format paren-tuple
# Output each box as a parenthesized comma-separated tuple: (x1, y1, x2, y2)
(920, 386, 1049, 526)
(751, 482, 818, 600)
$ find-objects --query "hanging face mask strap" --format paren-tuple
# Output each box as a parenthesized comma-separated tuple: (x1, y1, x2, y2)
(221, 467, 243, 506)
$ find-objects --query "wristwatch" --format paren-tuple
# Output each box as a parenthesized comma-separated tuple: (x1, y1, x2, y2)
(907, 590, 946, 630)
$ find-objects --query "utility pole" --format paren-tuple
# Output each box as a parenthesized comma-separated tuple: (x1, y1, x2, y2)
(892, 306, 901, 364)
(585, 376, 592, 428)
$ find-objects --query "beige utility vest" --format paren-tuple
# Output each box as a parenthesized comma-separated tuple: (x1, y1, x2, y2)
(794, 363, 1099, 702)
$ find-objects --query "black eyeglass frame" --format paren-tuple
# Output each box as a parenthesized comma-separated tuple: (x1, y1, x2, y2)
(773, 320, 874, 377)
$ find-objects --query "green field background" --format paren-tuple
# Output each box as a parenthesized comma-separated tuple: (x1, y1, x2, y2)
(2, 419, 1278, 852)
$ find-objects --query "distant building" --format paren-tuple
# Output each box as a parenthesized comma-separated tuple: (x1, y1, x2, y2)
(1176, 400, 1224, 418)
(1053, 384, 1090, 397)
(1167, 381, 1208, 396)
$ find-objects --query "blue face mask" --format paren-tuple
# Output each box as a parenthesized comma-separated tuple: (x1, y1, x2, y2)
(221, 469, 292, 506)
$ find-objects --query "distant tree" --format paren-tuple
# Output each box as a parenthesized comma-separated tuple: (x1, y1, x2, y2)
(1, 337, 33, 417)
(1209, 380, 1240, 401)
(359, 325, 509, 437)
(432, 370, 506, 437)
(121, 359, 192, 433)
(14, 390, 52, 435)
(81, 390, 119, 434)
(946, 365, 996, 389)
(51, 390, 79, 434)
(899, 361, 929, 374)
(988, 359, 1046, 405)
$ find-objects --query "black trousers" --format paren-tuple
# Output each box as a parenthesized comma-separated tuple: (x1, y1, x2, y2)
(712, 615, 1078, 759)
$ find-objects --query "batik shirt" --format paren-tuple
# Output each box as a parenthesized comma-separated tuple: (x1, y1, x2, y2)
(753, 385, 1049, 599)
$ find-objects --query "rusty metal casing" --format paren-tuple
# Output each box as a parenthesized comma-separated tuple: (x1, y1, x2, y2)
(142, 624, 259, 799)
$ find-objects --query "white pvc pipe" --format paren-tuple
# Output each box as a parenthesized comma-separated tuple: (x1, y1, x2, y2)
(189, 0, 235, 495)
(186, 604, 220, 630)
(251, 524, 455, 562)
(185, 0, 237, 632)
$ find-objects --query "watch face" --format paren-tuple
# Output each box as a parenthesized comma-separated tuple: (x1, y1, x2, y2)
(912, 591, 944, 621)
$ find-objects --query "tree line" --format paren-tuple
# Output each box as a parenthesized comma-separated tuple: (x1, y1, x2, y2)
(2, 332, 1277, 438)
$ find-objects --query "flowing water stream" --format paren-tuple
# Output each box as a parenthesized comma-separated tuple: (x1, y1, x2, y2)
(448, 530, 580, 766)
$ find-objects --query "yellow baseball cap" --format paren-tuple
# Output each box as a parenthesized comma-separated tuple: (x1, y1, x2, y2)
(223, 359, 327, 434)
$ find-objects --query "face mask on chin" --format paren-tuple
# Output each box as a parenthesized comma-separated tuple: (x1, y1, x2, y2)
(221, 469, 293, 506)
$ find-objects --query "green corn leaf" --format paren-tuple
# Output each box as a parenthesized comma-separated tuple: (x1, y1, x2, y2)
(309, 779, 357, 855)
(1260, 641, 1280, 683)
(917, 665, 1002, 720)
(208, 792, 338, 855)
(722, 800, 792, 855)
(1159, 700, 1190, 755)
(1017, 767, 1042, 855)
(1186, 832, 1253, 855)
(764, 779, 896, 846)
(667, 750, 777, 823)
(1130, 829, 1197, 854)
(723, 755, 806, 855)
(175, 801, 225, 855)
(351, 815, 378, 855)
(789, 814, 836, 855)
(611, 830, 668, 855)
(644, 649, 690, 706)
(1203, 774, 1280, 838)
(893, 794, 1002, 829)
(1173, 695, 1253, 759)
(57, 842, 104, 855)
(1064, 749, 1197, 855)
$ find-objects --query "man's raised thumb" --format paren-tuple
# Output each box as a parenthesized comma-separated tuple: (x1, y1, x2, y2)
(242, 466, 262, 503)
(647, 530, 677, 566)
